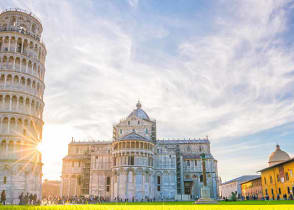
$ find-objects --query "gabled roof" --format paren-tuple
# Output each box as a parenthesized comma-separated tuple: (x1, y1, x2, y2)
(221, 175, 260, 186)
(69, 141, 111, 145)
(119, 132, 149, 141)
(157, 139, 209, 144)
(240, 176, 261, 185)
(183, 153, 214, 159)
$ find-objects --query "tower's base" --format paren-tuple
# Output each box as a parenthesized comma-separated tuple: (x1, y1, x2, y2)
(194, 186, 218, 204)
(194, 198, 218, 204)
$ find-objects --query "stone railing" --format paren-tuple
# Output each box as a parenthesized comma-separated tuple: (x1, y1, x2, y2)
(0, 65, 43, 82)
(0, 25, 41, 42)
(0, 48, 40, 61)
(0, 107, 42, 118)
(0, 84, 43, 98)
(112, 148, 153, 155)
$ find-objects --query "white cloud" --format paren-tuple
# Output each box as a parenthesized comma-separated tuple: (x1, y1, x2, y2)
(1, 0, 294, 181)
(128, 0, 139, 8)
(177, 0, 294, 140)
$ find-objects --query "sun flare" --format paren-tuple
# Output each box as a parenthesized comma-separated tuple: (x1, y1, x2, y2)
(37, 142, 46, 154)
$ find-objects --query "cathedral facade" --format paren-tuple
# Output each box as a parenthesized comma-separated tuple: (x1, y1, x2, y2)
(61, 102, 219, 201)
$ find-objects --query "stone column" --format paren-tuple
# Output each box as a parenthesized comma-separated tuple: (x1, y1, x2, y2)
(142, 171, 145, 200)
(117, 173, 120, 200)
(180, 155, 184, 196)
(13, 58, 15, 70)
(21, 40, 24, 54)
(126, 170, 128, 200)
(8, 36, 10, 51)
(60, 177, 64, 197)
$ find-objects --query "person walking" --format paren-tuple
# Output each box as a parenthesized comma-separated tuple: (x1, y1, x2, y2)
(19, 192, 24, 205)
(1, 190, 6, 205)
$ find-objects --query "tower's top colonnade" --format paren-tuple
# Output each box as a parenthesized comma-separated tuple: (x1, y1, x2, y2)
(0, 8, 44, 42)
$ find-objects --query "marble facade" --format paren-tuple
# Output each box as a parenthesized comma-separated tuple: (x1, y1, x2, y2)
(61, 102, 219, 201)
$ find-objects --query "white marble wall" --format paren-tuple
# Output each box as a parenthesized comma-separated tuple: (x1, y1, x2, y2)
(0, 162, 42, 204)
(62, 140, 218, 201)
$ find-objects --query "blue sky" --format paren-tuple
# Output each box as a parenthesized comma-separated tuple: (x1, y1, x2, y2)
(1, 0, 294, 183)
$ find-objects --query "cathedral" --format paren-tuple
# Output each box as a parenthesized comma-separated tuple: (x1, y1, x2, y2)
(61, 102, 219, 201)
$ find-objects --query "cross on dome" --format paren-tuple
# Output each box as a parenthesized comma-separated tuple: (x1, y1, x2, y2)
(136, 100, 142, 109)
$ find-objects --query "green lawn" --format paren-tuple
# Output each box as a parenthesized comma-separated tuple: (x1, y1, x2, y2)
(0, 201, 294, 210)
(218, 200, 294, 205)
(90, 200, 294, 205)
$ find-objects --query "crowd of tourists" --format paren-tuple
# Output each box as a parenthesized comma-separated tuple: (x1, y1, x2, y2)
(263, 193, 294, 201)
(1, 190, 41, 205)
(0, 191, 162, 206)
(221, 193, 294, 201)
(42, 195, 110, 205)
(41, 195, 160, 205)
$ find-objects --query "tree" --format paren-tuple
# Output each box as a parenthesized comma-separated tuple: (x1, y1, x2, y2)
(230, 191, 237, 201)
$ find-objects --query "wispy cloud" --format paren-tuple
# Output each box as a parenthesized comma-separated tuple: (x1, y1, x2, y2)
(1, 0, 294, 181)
(128, 0, 139, 8)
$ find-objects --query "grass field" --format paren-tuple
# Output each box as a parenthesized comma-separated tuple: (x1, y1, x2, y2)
(1, 201, 294, 210)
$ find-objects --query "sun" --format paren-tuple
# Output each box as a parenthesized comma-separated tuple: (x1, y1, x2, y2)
(37, 142, 46, 154)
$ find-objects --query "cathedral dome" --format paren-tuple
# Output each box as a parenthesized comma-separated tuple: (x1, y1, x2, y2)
(128, 101, 150, 120)
(268, 145, 290, 166)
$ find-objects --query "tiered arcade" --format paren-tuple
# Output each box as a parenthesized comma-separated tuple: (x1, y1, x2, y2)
(0, 8, 46, 204)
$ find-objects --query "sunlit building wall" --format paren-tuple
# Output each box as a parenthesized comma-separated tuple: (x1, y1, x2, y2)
(240, 176, 262, 200)
(259, 145, 294, 200)
(0, 8, 46, 204)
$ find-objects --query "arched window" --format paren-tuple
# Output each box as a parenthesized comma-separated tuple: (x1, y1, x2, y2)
(128, 156, 134, 165)
(285, 172, 289, 181)
(31, 24, 36, 33)
(3, 176, 6, 184)
(106, 176, 111, 192)
(157, 176, 161, 191)
(145, 128, 148, 134)
(200, 175, 203, 182)
(107, 176, 111, 185)
(1, 140, 6, 152)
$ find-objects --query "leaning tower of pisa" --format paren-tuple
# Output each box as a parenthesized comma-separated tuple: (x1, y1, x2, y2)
(0, 9, 46, 204)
